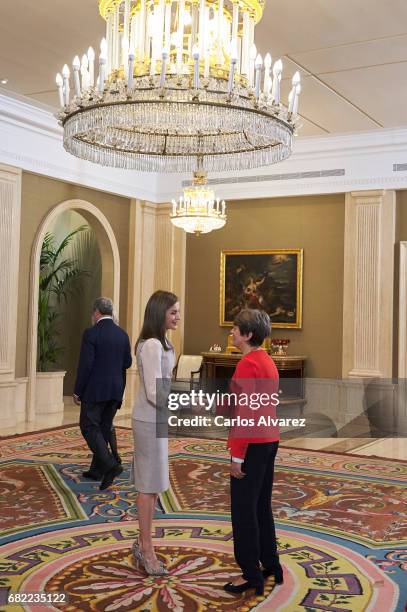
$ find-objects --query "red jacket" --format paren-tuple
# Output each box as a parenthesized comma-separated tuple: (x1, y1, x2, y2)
(226, 350, 280, 460)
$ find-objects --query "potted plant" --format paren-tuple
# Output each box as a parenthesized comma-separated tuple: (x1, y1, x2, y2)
(36, 226, 88, 414)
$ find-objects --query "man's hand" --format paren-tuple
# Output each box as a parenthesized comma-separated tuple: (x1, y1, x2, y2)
(73, 394, 81, 406)
(230, 461, 245, 479)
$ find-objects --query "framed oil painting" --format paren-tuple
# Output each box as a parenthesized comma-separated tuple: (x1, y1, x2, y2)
(220, 249, 303, 328)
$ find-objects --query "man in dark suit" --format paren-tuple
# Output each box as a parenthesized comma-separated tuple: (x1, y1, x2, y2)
(73, 297, 132, 490)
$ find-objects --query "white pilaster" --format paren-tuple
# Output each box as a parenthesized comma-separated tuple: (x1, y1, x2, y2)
(398, 242, 407, 378)
(0, 163, 21, 382)
(155, 204, 186, 357)
(0, 163, 24, 426)
(397, 242, 407, 433)
(127, 200, 157, 350)
(342, 190, 396, 378)
(125, 200, 186, 409)
(124, 200, 155, 411)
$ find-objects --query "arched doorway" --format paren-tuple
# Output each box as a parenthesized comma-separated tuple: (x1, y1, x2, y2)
(26, 199, 120, 420)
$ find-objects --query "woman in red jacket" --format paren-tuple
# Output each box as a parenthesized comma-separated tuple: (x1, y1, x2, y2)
(223, 309, 283, 596)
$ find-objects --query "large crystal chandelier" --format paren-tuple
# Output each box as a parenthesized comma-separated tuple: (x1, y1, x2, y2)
(171, 167, 226, 234)
(55, 0, 301, 173)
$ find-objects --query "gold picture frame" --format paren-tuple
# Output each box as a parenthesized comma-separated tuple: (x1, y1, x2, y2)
(220, 249, 303, 329)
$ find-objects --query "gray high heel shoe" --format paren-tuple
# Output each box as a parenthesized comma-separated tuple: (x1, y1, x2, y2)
(132, 540, 168, 576)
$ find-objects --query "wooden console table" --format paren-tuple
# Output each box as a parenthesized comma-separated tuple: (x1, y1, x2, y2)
(201, 352, 306, 407)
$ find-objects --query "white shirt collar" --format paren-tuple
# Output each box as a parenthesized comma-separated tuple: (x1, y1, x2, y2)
(97, 316, 113, 323)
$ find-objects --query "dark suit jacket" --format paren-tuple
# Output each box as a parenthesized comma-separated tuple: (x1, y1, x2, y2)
(74, 318, 132, 404)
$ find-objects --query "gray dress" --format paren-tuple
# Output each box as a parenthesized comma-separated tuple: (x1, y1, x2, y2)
(131, 338, 175, 493)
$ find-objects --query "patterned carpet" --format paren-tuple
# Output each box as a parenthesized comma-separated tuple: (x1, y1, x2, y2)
(0, 426, 406, 611)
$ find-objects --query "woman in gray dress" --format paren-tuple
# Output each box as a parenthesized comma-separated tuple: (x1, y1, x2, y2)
(132, 290, 180, 575)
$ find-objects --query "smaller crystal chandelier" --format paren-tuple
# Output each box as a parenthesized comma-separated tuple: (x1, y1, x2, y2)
(171, 168, 226, 235)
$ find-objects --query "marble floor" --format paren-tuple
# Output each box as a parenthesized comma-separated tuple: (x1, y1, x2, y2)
(2, 404, 406, 460)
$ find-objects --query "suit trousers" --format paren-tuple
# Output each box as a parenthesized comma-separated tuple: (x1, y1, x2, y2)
(87, 426, 121, 476)
(80, 400, 121, 474)
(230, 441, 279, 584)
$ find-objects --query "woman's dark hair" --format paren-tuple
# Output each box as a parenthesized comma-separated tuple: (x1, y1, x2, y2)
(135, 290, 178, 352)
(233, 308, 271, 347)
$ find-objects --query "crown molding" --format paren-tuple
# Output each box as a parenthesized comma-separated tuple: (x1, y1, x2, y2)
(156, 127, 407, 201)
(1, 90, 407, 202)
(0, 91, 158, 202)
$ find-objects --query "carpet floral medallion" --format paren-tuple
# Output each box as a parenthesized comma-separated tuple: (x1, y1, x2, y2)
(0, 426, 406, 611)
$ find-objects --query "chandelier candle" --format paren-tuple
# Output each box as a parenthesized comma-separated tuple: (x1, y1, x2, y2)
(288, 72, 299, 114)
(292, 84, 301, 119)
(113, 4, 120, 69)
(177, 0, 185, 74)
(263, 52, 272, 95)
(98, 62, 106, 92)
(192, 45, 200, 89)
(241, 11, 249, 75)
(204, 39, 211, 78)
(288, 72, 301, 115)
(55, 73, 64, 107)
(160, 48, 168, 87)
(98, 38, 108, 91)
(137, 0, 146, 61)
(227, 53, 237, 94)
(254, 53, 262, 99)
(217, 0, 224, 65)
(105, 12, 112, 72)
(248, 43, 256, 87)
(130, 14, 137, 54)
(163, 4, 171, 49)
(121, 37, 130, 78)
(271, 58, 282, 105)
(62, 64, 70, 106)
(55, 0, 301, 172)
(288, 89, 294, 116)
(232, 2, 239, 44)
(198, 0, 206, 55)
(87, 47, 95, 86)
(72, 56, 81, 97)
(128, 51, 135, 87)
(80, 55, 89, 90)
(124, 0, 131, 41)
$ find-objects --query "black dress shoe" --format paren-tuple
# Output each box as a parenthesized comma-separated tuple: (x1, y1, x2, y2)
(223, 581, 264, 596)
(262, 564, 284, 584)
(82, 470, 102, 480)
(99, 464, 123, 491)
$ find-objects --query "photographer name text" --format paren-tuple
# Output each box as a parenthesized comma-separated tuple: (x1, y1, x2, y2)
(168, 415, 306, 427)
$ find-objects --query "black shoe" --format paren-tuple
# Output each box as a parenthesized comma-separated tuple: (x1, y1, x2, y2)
(262, 564, 284, 584)
(99, 464, 123, 491)
(223, 581, 264, 596)
(82, 470, 102, 480)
